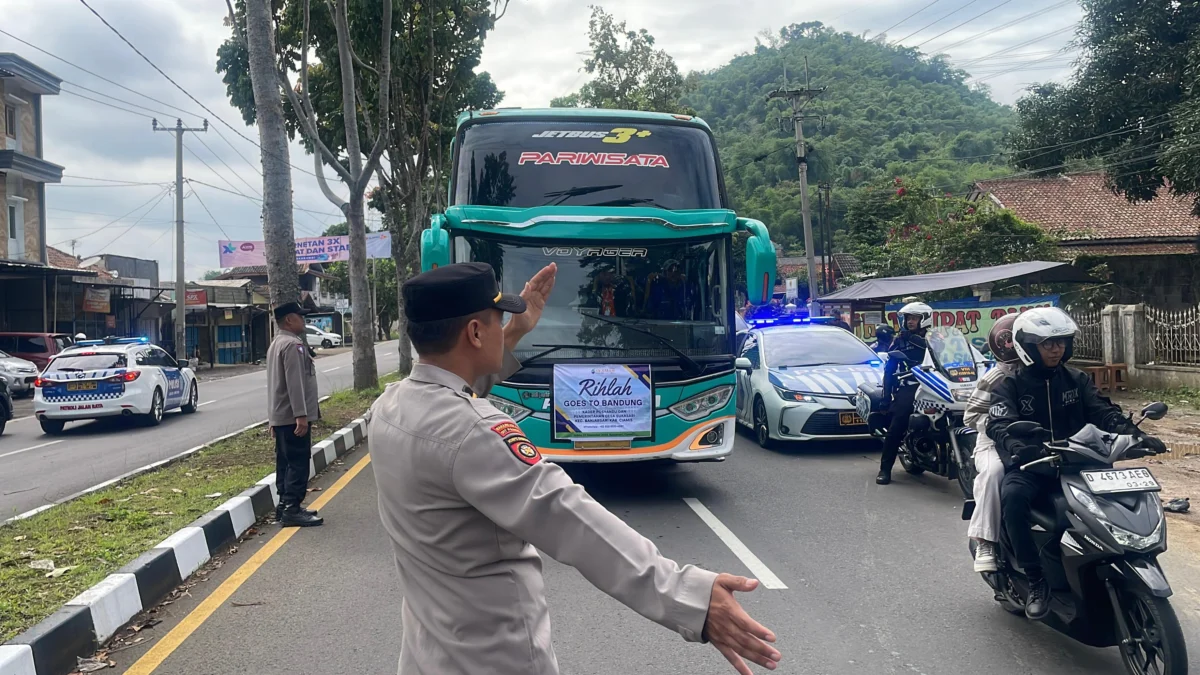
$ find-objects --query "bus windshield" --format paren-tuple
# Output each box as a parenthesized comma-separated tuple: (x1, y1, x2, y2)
(453, 120, 722, 210)
(455, 235, 730, 360)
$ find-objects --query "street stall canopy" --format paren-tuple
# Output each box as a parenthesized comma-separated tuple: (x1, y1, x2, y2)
(819, 261, 1096, 302)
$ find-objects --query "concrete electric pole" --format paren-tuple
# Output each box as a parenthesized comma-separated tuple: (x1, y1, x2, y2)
(768, 58, 825, 315)
(154, 117, 208, 362)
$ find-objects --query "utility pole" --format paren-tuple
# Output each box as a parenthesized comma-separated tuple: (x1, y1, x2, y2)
(154, 117, 208, 362)
(819, 182, 833, 293)
(769, 58, 825, 315)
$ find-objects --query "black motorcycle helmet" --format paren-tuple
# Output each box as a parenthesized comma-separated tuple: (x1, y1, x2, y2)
(987, 313, 1020, 364)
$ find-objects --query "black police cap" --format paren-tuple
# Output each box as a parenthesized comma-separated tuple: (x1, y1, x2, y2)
(273, 301, 311, 322)
(402, 262, 526, 323)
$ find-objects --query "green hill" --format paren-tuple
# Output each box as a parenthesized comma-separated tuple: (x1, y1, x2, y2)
(682, 21, 1017, 245)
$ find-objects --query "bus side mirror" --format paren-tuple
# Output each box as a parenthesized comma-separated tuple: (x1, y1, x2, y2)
(738, 218, 776, 305)
(420, 214, 450, 272)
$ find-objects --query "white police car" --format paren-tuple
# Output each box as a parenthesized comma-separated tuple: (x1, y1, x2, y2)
(735, 316, 884, 447)
(33, 337, 198, 435)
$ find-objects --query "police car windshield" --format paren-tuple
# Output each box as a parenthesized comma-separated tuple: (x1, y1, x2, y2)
(764, 330, 878, 368)
(456, 235, 730, 360)
(452, 120, 722, 210)
(46, 353, 126, 372)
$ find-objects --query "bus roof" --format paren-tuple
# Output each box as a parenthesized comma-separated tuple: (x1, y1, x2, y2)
(455, 107, 712, 131)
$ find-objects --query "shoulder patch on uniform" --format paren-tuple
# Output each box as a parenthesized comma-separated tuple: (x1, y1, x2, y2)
(490, 421, 541, 465)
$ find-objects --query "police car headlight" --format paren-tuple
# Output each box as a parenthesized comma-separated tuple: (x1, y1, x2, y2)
(773, 386, 816, 403)
(670, 385, 733, 421)
(486, 395, 532, 422)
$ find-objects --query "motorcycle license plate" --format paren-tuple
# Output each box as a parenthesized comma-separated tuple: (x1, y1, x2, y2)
(66, 381, 97, 392)
(839, 412, 864, 426)
(1080, 468, 1160, 494)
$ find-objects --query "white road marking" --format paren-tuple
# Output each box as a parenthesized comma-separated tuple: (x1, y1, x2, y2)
(682, 497, 787, 590)
(9, 415, 34, 423)
(323, 367, 342, 372)
(0, 440, 64, 461)
(198, 400, 216, 407)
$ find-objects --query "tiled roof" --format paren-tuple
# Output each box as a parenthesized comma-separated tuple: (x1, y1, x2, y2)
(975, 173, 1200, 242)
(218, 264, 325, 279)
(46, 246, 113, 278)
(1060, 241, 1197, 257)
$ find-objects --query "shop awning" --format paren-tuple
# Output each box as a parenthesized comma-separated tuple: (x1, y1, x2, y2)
(819, 261, 1096, 302)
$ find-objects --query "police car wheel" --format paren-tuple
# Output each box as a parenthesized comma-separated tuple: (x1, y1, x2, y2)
(144, 389, 164, 426)
(181, 382, 198, 414)
(40, 419, 65, 435)
(753, 398, 775, 449)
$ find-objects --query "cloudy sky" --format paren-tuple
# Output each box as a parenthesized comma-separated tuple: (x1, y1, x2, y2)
(1, 0, 1082, 281)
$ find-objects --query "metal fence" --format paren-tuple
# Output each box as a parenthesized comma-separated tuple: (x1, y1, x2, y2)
(1068, 305, 1103, 363)
(1145, 304, 1200, 366)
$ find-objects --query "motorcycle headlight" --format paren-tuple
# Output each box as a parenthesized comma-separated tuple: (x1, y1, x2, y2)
(1069, 485, 1164, 550)
(773, 386, 816, 403)
(486, 395, 532, 423)
(952, 389, 971, 402)
(670, 385, 734, 421)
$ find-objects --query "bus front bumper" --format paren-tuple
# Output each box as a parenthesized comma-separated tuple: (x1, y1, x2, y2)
(541, 417, 735, 464)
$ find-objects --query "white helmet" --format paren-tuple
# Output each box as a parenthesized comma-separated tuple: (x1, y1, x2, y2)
(897, 302, 934, 330)
(1012, 307, 1078, 367)
(74, 333, 86, 340)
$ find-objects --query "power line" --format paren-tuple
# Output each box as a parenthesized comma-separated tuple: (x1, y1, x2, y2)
(60, 81, 178, 120)
(58, 176, 167, 186)
(915, 0, 1018, 49)
(75, 0, 321, 179)
(58, 88, 156, 120)
(186, 181, 232, 240)
(185, 177, 341, 220)
(51, 186, 170, 245)
(878, 0, 946, 37)
(85, 187, 174, 253)
(930, 1, 1074, 53)
(954, 25, 1076, 67)
(893, 0, 988, 44)
(193, 134, 262, 197)
(971, 49, 1076, 82)
(183, 141, 249, 201)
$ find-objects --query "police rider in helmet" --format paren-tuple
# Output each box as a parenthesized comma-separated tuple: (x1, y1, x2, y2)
(876, 302, 934, 485)
(962, 313, 1021, 573)
(987, 307, 1167, 619)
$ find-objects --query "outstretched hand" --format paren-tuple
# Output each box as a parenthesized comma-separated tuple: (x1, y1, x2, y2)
(704, 574, 780, 674)
(505, 263, 557, 348)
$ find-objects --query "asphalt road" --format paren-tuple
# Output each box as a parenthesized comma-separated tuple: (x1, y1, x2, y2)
(0, 341, 401, 519)
(110, 433, 1200, 675)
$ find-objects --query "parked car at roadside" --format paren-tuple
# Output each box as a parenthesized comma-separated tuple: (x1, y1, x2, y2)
(0, 349, 39, 397)
(304, 325, 342, 349)
(0, 378, 11, 436)
(0, 332, 76, 371)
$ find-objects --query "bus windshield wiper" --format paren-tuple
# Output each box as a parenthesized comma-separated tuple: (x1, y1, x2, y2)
(589, 197, 668, 209)
(542, 184, 623, 206)
(581, 313, 703, 377)
(522, 343, 632, 366)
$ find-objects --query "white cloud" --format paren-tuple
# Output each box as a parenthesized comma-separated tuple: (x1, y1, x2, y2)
(2, 0, 1081, 281)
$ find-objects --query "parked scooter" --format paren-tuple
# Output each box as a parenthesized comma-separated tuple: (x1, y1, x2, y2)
(970, 402, 1189, 675)
(855, 325, 990, 497)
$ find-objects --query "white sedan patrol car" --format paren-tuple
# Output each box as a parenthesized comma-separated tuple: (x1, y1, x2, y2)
(34, 337, 198, 435)
(735, 319, 884, 447)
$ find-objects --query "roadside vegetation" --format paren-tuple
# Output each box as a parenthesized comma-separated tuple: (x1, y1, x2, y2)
(0, 373, 397, 642)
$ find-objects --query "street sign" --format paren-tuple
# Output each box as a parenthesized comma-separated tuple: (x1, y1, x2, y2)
(785, 278, 798, 302)
(334, 298, 349, 312)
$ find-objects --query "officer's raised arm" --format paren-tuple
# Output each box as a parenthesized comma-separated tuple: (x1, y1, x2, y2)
(472, 262, 557, 397)
(452, 418, 780, 673)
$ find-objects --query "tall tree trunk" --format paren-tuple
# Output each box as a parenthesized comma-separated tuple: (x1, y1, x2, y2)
(244, 0, 299, 307)
(347, 192, 377, 388)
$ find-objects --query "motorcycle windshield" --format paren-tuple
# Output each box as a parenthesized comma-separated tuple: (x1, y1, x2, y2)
(926, 326, 977, 383)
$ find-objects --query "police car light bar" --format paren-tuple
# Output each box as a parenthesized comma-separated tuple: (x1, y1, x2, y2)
(74, 339, 105, 346)
(113, 336, 151, 344)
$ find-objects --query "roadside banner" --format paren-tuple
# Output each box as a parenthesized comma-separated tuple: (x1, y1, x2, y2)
(218, 231, 392, 267)
(82, 287, 111, 313)
(552, 364, 653, 440)
(880, 295, 1059, 351)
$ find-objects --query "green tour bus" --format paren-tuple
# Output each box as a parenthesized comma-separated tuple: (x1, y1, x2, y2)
(420, 108, 777, 463)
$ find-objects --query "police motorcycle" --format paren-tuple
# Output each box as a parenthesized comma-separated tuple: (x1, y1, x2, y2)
(856, 325, 991, 498)
(970, 404, 1188, 675)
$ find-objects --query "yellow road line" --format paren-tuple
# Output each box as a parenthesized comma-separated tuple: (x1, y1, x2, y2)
(125, 453, 373, 675)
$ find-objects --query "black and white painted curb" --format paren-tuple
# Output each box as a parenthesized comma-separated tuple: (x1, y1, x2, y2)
(0, 417, 368, 675)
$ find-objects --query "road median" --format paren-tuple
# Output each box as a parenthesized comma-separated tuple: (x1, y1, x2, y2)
(0, 374, 395, 675)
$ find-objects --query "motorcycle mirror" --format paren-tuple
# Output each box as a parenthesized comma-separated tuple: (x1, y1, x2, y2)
(887, 350, 909, 362)
(1007, 421, 1042, 437)
(1141, 401, 1168, 421)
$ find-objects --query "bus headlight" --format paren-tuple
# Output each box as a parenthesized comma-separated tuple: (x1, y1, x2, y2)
(487, 395, 532, 422)
(670, 385, 733, 421)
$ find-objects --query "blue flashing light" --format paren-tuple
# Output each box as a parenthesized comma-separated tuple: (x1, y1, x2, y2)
(75, 339, 104, 346)
(114, 336, 150, 344)
(868, 359, 882, 367)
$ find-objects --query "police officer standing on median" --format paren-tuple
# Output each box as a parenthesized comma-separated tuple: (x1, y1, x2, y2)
(267, 301, 323, 527)
(370, 261, 781, 675)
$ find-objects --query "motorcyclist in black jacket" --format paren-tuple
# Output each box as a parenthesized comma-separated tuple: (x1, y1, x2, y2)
(986, 307, 1166, 620)
(876, 302, 933, 485)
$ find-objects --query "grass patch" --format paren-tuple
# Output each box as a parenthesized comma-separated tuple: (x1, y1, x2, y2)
(0, 372, 398, 642)
(1127, 387, 1200, 410)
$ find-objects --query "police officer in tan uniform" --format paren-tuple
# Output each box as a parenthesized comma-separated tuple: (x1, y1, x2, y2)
(370, 262, 781, 675)
(267, 301, 322, 527)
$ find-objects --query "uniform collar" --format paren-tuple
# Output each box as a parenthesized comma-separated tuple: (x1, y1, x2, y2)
(410, 362, 476, 396)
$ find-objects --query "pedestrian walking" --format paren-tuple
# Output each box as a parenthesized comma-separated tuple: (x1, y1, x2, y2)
(369, 261, 781, 675)
(267, 301, 322, 527)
